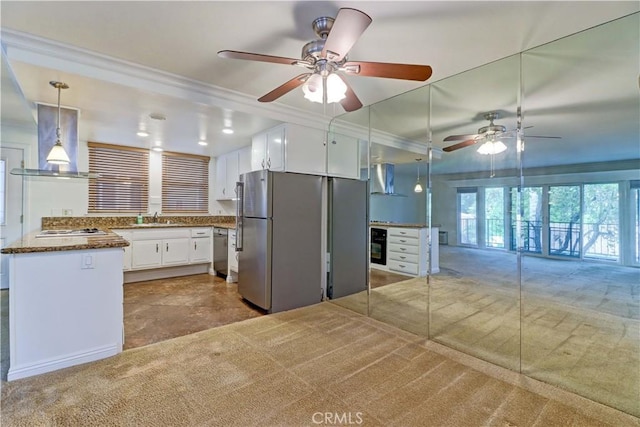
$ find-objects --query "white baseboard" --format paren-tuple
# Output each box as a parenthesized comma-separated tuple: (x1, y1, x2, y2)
(124, 264, 209, 283)
(7, 344, 121, 381)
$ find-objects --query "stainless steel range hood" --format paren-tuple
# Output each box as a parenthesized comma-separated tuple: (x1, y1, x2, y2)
(370, 163, 406, 196)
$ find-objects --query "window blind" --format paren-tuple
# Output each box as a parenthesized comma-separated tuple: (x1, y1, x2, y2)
(162, 151, 209, 213)
(88, 142, 149, 213)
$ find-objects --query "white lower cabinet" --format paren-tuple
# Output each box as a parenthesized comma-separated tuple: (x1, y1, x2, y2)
(190, 228, 212, 263)
(131, 240, 163, 269)
(387, 227, 428, 277)
(112, 230, 132, 270)
(161, 238, 190, 266)
(126, 227, 211, 271)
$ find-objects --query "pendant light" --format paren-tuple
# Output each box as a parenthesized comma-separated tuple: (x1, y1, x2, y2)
(46, 81, 71, 165)
(414, 158, 423, 193)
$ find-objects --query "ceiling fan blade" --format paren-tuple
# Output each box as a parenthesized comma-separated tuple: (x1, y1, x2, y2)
(443, 133, 479, 142)
(338, 76, 363, 112)
(218, 50, 300, 66)
(321, 8, 372, 62)
(443, 139, 479, 152)
(343, 61, 432, 81)
(258, 74, 311, 103)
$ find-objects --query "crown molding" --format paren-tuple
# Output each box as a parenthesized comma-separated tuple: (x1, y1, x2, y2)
(1, 29, 331, 131)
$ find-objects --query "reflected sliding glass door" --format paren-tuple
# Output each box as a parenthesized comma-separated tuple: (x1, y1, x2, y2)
(511, 187, 543, 253)
(548, 185, 581, 258)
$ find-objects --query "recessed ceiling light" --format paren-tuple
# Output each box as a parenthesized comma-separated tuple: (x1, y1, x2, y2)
(198, 140, 208, 146)
(222, 128, 234, 135)
(151, 146, 163, 152)
(137, 130, 149, 137)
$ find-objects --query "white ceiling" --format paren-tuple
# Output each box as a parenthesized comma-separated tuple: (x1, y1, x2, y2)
(1, 1, 638, 161)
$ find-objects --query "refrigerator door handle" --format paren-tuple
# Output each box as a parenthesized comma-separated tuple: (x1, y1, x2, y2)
(235, 181, 244, 252)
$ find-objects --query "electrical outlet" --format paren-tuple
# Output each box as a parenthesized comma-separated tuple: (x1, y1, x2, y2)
(63, 209, 73, 217)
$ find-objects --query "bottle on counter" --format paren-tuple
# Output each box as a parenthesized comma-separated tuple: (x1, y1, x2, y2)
(137, 213, 143, 224)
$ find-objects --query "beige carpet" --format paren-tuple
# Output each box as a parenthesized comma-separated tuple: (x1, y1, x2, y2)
(1, 302, 638, 426)
(333, 248, 640, 418)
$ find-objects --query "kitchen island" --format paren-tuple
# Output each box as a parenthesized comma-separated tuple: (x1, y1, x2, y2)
(369, 223, 439, 276)
(1, 231, 129, 380)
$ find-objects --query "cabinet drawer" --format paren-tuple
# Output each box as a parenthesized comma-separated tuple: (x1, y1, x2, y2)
(388, 235, 418, 246)
(388, 227, 421, 238)
(191, 228, 211, 238)
(388, 243, 419, 256)
(388, 252, 419, 264)
(388, 260, 419, 275)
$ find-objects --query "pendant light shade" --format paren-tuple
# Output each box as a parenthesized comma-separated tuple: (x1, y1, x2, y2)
(414, 158, 423, 193)
(46, 81, 71, 165)
(302, 73, 347, 104)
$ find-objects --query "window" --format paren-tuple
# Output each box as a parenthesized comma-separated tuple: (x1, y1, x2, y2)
(458, 188, 477, 246)
(485, 187, 505, 248)
(162, 152, 209, 213)
(88, 142, 149, 213)
(583, 183, 619, 261)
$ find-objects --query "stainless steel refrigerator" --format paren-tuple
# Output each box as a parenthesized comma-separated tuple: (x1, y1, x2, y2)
(236, 170, 323, 313)
(327, 177, 369, 299)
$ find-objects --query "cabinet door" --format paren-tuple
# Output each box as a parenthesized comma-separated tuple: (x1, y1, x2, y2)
(266, 126, 285, 171)
(131, 240, 162, 269)
(112, 230, 132, 270)
(190, 237, 211, 263)
(251, 132, 267, 170)
(285, 124, 327, 175)
(228, 231, 238, 272)
(162, 238, 190, 265)
(225, 151, 239, 200)
(327, 133, 360, 179)
(215, 155, 227, 200)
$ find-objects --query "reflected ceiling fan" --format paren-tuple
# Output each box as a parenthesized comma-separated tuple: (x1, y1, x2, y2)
(217, 8, 433, 112)
(442, 112, 561, 153)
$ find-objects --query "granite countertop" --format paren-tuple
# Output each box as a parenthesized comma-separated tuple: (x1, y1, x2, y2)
(110, 222, 235, 230)
(1, 231, 130, 255)
(370, 222, 430, 228)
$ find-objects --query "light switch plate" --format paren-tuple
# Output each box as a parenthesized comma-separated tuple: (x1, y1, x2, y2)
(81, 254, 95, 269)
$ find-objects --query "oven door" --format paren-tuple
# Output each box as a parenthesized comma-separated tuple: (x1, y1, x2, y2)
(370, 228, 387, 265)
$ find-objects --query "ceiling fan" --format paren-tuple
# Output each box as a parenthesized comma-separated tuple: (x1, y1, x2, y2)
(442, 112, 561, 153)
(217, 8, 433, 112)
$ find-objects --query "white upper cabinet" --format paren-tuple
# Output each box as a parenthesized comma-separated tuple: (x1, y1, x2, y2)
(250, 123, 360, 179)
(252, 125, 285, 171)
(327, 133, 360, 179)
(285, 123, 327, 176)
(216, 147, 249, 200)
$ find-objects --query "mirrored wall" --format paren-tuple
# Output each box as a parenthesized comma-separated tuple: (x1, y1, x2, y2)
(330, 13, 639, 417)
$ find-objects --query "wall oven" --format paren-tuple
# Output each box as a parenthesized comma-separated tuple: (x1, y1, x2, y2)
(370, 227, 387, 265)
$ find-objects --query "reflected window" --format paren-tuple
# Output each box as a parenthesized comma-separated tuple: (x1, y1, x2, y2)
(458, 188, 477, 246)
(549, 185, 581, 258)
(583, 183, 619, 261)
(485, 187, 505, 248)
(511, 187, 543, 253)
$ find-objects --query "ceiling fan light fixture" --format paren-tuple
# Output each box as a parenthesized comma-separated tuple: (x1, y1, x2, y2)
(477, 139, 507, 155)
(302, 74, 324, 103)
(325, 73, 347, 103)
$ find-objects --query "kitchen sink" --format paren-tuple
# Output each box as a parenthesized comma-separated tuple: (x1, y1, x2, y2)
(129, 222, 184, 227)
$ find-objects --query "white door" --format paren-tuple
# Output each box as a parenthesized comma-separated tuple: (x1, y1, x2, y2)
(1, 147, 24, 289)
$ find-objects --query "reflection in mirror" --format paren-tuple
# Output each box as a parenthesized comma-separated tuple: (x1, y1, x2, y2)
(368, 85, 431, 336)
(520, 13, 639, 417)
(325, 107, 370, 316)
(430, 54, 521, 370)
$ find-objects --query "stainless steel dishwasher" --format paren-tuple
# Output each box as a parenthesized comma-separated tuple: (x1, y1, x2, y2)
(213, 227, 228, 278)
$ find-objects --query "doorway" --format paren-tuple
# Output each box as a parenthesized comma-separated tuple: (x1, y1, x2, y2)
(0, 147, 24, 289)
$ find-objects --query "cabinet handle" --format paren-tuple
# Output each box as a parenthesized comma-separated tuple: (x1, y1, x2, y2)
(399, 264, 406, 268)
(400, 256, 406, 259)
(400, 239, 406, 243)
(194, 242, 197, 250)
(156, 244, 159, 253)
(166, 243, 169, 252)
(223, 188, 225, 195)
(400, 248, 406, 251)
(267, 158, 271, 169)
(400, 231, 407, 235)
(261, 159, 265, 169)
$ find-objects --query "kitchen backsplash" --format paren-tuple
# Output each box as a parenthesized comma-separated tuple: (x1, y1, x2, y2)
(42, 215, 236, 229)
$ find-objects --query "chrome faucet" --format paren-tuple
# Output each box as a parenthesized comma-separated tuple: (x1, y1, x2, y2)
(153, 212, 159, 223)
